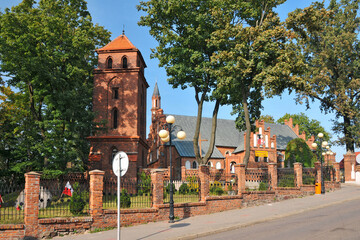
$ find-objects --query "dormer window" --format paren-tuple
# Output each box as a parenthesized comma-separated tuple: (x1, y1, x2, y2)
(107, 57, 113, 69)
(122, 57, 128, 68)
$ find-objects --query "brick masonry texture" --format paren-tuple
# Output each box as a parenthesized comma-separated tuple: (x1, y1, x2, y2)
(0, 166, 341, 239)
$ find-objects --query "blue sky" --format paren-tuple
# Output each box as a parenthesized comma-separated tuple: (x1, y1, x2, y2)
(1, 0, 349, 161)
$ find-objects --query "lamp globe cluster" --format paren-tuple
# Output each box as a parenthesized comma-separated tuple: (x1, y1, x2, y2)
(158, 115, 186, 142)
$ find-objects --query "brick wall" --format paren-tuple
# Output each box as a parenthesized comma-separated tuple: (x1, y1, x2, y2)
(0, 166, 341, 239)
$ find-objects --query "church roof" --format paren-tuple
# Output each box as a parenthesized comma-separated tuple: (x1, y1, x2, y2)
(153, 82, 160, 97)
(167, 114, 300, 158)
(98, 34, 137, 51)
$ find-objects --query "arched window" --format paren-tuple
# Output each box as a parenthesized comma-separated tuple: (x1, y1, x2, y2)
(230, 162, 236, 173)
(216, 162, 221, 169)
(185, 161, 191, 169)
(122, 57, 128, 68)
(110, 147, 118, 164)
(107, 57, 113, 69)
(192, 161, 198, 169)
(112, 108, 118, 129)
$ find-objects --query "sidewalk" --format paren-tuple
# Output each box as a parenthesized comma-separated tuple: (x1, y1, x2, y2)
(52, 184, 360, 240)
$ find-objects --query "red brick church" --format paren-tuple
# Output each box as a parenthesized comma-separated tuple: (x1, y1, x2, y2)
(86, 33, 336, 180)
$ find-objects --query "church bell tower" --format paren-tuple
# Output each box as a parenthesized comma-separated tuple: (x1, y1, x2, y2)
(88, 33, 149, 178)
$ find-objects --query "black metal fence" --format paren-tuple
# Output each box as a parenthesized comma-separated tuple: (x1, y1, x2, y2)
(303, 168, 316, 185)
(103, 176, 152, 209)
(39, 173, 90, 218)
(164, 176, 200, 203)
(323, 166, 335, 181)
(0, 182, 25, 224)
(277, 168, 295, 187)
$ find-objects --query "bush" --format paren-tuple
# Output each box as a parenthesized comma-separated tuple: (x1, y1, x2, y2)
(210, 185, 224, 196)
(179, 183, 189, 194)
(69, 182, 85, 215)
(258, 182, 268, 191)
(138, 172, 151, 195)
(165, 183, 176, 194)
(186, 176, 199, 194)
(120, 189, 131, 208)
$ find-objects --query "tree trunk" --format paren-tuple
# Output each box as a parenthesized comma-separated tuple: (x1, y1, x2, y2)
(202, 99, 220, 164)
(344, 115, 355, 152)
(242, 90, 251, 168)
(193, 92, 206, 163)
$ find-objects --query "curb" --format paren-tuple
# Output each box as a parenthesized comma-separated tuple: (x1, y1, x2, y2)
(172, 195, 360, 240)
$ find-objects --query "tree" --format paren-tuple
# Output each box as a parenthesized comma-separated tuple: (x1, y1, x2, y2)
(277, 113, 331, 141)
(209, 0, 298, 167)
(0, 0, 110, 175)
(259, 115, 275, 124)
(137, 0, 224, 165)
(285, 138, 317, 167)
(286, 0, 360, 152)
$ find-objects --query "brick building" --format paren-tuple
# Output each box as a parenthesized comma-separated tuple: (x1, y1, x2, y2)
(87, 33, 149, 179)
(147, 85, 335, 179)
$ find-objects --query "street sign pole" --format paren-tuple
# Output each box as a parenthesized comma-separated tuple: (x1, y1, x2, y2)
(112, 151, 128, 240)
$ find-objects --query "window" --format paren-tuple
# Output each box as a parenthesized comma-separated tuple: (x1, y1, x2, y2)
(192, 161, 198, 169)
(122, 57, 128, 68)
(185, 161, 191, 169)
(216, 162, 221, 169)
(225, 151, 231, 156)
(107, 57, 113, 69)
(230, 162, 236, 173)
(112, 108, 118, 129)
(113, 88, 119, 99)
(264, 157, 268, 162)
(255, 156, 259, 162)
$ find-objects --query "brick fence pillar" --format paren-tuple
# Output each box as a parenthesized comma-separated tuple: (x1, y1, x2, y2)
(294, 162, 303, 187)
(24, 171, 41, 238)
(268, 163, 277, 189)
(151, 169, 164, 207)
(89, 170, 104, 228)
(181, 166, 186, 181)
(315, 162, 321, 184)
(235, 164, 246, 195)
(343, 152, 356, 182)
(333, 162, 340, 182)
(199, 165, 210, 202)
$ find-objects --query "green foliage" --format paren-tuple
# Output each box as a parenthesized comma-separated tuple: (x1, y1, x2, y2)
(165, 183, 176, 194)
(286, 0, 360, 152)
(209, 181, 225, 196)
(303, 176, 315, 185)
(277, 113, 331, 141)
(278, 175, 295, 188)
(186, 176, 199, 194)
(259, 115, 276, 124)
(138, 172, 151, 195)
(258, 182, 268, 191)
(0, 0, 110, 176)
(227, 184, 233, 191)
(285, 138, 317, 167)
(179, 183, 189, 195)
(69, 182, 85, 215)
(120, 189, 131, 208)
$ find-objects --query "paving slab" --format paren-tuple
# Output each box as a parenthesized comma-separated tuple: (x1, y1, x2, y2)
(52, 184, 360, 240)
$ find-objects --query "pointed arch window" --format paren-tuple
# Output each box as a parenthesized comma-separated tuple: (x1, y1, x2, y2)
(122, 56, 128, 68)
(107, 57, 113, 69)
(112, 108, 118, 129)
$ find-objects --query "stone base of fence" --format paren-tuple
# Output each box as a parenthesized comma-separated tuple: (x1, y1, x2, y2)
(0, 225, 24, 240)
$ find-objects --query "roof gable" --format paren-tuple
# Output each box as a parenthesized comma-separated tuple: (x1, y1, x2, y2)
(98, 34, 137, 51)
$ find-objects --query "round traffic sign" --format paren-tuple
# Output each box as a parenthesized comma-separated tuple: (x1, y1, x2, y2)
(112, 151, 129, 177)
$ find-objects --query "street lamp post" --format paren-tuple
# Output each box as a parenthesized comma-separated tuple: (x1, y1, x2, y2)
(311, 133, 328, 194)
(158, 115, 186, 223)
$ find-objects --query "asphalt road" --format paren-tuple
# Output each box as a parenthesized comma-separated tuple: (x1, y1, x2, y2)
(196, 198, 360, 240)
